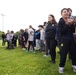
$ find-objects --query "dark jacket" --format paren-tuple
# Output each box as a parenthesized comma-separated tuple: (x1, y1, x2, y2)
(24, 32, 28, 41)
(2, 34, 6, 40)
(35, 30, 40, 39)
(58, 18, 75, 39)
(45, 22, 57, 40)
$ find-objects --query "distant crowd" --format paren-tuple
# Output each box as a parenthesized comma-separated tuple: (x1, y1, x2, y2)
(1, 8, 76, 73)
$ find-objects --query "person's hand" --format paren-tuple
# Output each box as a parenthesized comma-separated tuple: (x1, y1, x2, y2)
(66, 18, 73, 25)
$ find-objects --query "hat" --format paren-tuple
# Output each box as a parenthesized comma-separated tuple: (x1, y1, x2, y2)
(38, 25, 43, 28)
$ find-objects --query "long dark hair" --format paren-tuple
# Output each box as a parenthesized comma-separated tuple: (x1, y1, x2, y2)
(48, 14, 57, 24)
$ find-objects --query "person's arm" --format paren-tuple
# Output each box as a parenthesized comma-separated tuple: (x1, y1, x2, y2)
(69, 24, 75, 33)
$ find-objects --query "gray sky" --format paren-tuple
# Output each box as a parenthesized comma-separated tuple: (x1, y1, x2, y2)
(0, 0, 76, 32)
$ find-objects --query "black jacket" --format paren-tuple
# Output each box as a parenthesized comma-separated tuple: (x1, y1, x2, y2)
(45, 22, 57, 40)
(58, 18, 75, 39)
(24, 32, 28, 41)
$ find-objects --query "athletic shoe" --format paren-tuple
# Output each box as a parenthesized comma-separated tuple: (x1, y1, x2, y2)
(72, 65, 76, 72)
(44, 55, 48, 57)
(22, 48, 25, 50)
(59, 67, 64, 73)
(49, 60, 56, 64)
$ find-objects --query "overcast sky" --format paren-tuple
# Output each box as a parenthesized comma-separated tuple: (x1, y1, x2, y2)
(0, 0, 76, 32)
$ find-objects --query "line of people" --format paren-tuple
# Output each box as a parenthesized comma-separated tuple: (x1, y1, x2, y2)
(1, 8, 76, 74)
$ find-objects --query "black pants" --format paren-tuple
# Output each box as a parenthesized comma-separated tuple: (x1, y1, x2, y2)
(59, 38, 76, 67)
(28, 41, 34, 51)
(14, 41, 17, 47)
(7, 40, 10, 48)
(45, 40, 49, 55)
(2, 39, 5, 46)
(46, 39, 57, 61)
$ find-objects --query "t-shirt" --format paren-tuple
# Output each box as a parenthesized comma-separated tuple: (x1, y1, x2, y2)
(10, 33, 14, 40)
(40, 29, 45, 40)
(6, 33, 11, 41)
(28, 28, 34, 41)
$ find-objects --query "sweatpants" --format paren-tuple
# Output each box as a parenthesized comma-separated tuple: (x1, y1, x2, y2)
(59, 38, 76, 67)
(28, 41, 34, 51)
(46, 39, 57, 61)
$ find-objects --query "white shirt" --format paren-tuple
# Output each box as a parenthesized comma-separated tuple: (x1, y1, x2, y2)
(28, 28, 34, 41)
(40, 29, 45, 40)
(6, 33, 11, 41)
(10, 33, 14, 40)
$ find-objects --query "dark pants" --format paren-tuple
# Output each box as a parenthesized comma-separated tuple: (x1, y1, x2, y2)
(7, 40, 10, 48)
(14, 41, 17, 47)
(46, 39, 57, 61)
(22, 41, 25, 48)
(2, 39, 5, 46)
(59, 38, 76, 67)
(45, 40, 49, 55)
(40, 40, 45, 52)
(28, 41, 34, 51)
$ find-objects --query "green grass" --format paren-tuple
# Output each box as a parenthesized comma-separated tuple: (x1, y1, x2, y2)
(0, 41, 76, 75)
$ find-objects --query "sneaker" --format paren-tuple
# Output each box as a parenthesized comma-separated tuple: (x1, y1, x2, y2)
(44, 55, 48, 57)
(59, 67, 64, 73)
(49, 60, 56, 64)
(72, 65, 76, 72)
(33, 51, 35, 53)
(26, 50, 29, 52)
(22, 48, 25, 50)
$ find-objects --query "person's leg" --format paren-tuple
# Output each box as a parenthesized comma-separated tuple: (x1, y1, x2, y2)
(70, 39, 76, 68)
(59, 39, 70, 73)
(36, 39, 38, 50)
(50, 39, 57, 62)
(45, 40, 49, 55)
(31, 41, 35, 52)
(28, 41, 31, 51)
(59, 39, 70, 67)
(2, 39, 4, 47)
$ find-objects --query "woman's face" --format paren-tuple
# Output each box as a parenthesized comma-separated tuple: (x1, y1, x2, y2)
(61, 9, 69, 18)
(48, 15, 53, 22)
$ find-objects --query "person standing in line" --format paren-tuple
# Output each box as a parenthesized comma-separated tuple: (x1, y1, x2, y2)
(35, 29, 40, 51)
(1, 32, 6, 47)
(38, 25, 45, 52)
(27, 25, 35, 53)
(67, 8, 74, 60)
(20, 29, 26, 50)
(45, 14, 57, 63)
(58, 8, 76, 73)
(13, 33, 17, 47)
(6, 30, 11, 49)
(24, 29, 28, 49)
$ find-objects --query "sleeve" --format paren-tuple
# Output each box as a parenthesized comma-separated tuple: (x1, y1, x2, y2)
(70, 24, 75, 33)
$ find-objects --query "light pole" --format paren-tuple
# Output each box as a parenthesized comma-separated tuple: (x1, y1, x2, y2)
(1, 14, 5, 32)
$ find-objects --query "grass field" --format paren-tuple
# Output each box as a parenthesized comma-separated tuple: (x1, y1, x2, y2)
(0, 40, 76, 75)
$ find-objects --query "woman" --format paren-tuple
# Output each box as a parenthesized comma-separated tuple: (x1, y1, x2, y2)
(58, 8, 76, 73)
(45, 14, 57, 64)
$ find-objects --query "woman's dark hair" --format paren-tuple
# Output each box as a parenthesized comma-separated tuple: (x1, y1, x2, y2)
(67, 8, 72, 12)
(61, 8, 68, 14)
(49, 14, 57, 24)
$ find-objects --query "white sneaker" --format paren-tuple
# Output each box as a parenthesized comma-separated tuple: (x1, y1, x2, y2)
(44, 55, 48, 57)
(72, 65, 76, 72)
(59, 67, 64, 73)
(22, 48, 25, 50)
(33, 51, 35, 53)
